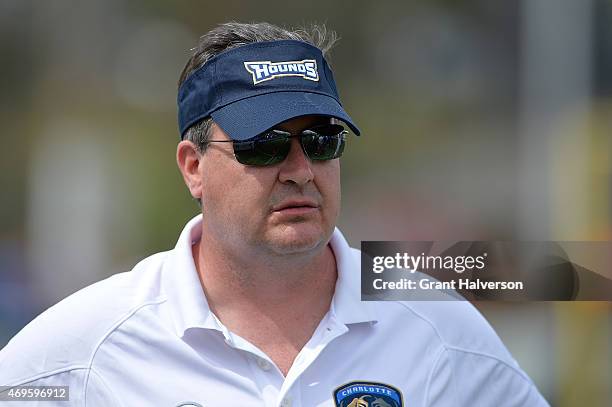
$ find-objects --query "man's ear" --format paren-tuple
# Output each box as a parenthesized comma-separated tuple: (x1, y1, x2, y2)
(176, 141, 203, 201)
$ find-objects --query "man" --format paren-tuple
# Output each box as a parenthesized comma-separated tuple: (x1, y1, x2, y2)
(0, 22, 548, 406)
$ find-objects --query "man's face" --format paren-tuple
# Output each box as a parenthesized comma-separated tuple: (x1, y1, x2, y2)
(198, 115, 341, 257)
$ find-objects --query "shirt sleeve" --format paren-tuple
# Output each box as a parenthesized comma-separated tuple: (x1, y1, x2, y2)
(424, 347, 550, 407)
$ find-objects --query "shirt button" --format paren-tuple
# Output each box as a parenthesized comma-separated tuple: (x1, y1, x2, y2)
(280, 397, 292, 407)
(256, 357, 272, 371)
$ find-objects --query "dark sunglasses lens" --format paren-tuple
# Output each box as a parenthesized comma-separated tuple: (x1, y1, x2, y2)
(233, 132, 291, 166)
(301, 124, 347, 161)
(232, 125, 347, 166)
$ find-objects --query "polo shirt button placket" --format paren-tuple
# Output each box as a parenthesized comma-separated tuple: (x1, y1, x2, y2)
(280, 396, 292, 407)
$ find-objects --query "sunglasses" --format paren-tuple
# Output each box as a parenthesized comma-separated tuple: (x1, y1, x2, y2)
(206, 124, 348, 166)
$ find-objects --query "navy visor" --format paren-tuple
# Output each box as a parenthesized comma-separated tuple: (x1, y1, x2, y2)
(177, 39, 360, 140)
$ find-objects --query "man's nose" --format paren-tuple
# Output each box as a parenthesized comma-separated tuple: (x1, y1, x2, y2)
(278, 136, 314, 186)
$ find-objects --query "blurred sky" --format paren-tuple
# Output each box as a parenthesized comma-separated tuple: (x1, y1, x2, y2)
(0, 0, 611, 405)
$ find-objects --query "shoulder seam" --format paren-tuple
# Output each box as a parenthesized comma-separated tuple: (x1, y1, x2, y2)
(423, 346, 446, 405)
(395, 302, 448, 346)
(85, 367, 126, 407)
(82, 297, 167, 403)
(3, 366, 90, 387)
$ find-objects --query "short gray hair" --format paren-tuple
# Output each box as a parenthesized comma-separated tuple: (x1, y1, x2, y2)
(178, 22, 339, 152)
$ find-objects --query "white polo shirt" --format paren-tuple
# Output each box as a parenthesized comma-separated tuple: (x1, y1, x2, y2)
(0, 215, 548, 406)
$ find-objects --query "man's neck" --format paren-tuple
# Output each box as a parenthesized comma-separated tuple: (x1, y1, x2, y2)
(191, 234, 338, 375)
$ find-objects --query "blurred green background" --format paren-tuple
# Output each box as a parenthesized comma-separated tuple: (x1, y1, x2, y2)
(0, 0, 610, 405)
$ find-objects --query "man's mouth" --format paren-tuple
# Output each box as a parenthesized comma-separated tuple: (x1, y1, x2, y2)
(271, 200, 319, 215)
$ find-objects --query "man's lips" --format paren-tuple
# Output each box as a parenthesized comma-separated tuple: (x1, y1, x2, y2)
(271, 200, 319, 214)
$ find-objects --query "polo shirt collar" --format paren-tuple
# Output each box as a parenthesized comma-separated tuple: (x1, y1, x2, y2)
(162, 215, 377, 338)
(163, 215, 222, 338)
(328, 227, 378, 325)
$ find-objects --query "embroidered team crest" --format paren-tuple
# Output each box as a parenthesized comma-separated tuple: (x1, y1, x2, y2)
(243, 59, 319, 84)
(333, 381, 403, 407)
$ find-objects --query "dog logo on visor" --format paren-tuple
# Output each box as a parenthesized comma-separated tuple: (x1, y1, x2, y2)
(244, 59, 319, 84)
(333, 381, 404, 407)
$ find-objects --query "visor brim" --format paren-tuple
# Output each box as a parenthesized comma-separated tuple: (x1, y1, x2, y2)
(210, 91, 360, 141)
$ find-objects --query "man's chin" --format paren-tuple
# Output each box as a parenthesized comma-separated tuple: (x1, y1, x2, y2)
(265, 223, 329, 255)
